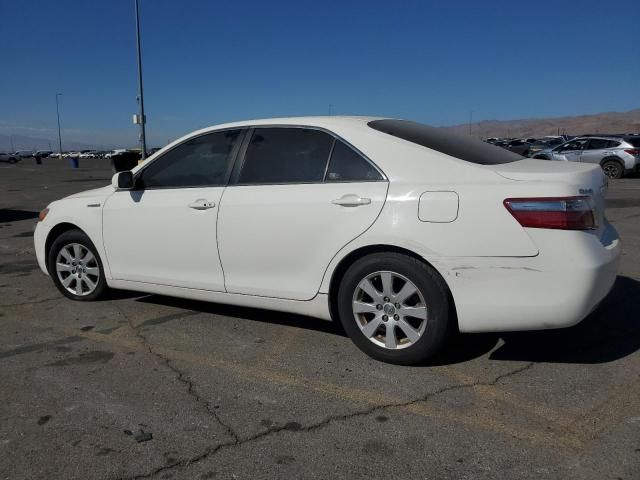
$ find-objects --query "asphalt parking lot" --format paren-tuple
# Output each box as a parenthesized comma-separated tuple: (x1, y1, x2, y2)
(1, 158, 639, 480)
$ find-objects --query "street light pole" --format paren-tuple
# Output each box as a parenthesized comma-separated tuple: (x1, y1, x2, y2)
(134, 0, 147, 160)
(55, 93, 63, 157)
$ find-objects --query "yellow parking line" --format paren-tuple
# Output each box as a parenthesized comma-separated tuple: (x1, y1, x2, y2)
(12, 310, 587, 449)
(261, 327, 302, 365)
(66, 325, 585, 449)
(438, 366, 579, 430)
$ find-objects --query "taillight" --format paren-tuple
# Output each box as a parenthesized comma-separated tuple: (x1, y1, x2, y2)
(503, 196, 596, 230)
(624, 149, 640, 156)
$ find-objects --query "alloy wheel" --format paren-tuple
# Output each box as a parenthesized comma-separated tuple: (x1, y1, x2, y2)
(352, 271, 428, 350)
(55, 243, 100, 296)
(603, 162, 621, 179)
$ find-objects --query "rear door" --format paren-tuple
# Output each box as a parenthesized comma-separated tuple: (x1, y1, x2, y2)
(217, 127, 388, 300)
(581, 138, 620, 165)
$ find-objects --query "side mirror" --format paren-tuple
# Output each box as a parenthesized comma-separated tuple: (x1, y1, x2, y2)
(112, 171, 134, 190)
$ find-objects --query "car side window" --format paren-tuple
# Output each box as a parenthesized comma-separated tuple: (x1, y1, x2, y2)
(585, 139, 609, 150)
(238, 128, 333, 184)
(559, 140, 586, 152)
(138, 130, 241, 189)
(606, 140, 621, 148)
(325, 140, 383, 182)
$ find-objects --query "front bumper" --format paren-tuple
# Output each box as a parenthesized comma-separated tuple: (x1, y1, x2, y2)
(34, 221, 50, 276)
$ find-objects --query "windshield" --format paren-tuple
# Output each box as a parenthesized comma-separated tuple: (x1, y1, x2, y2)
(368, 119, 521, 165)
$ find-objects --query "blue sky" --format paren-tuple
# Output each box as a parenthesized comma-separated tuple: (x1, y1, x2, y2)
(1, 0, 639, 148)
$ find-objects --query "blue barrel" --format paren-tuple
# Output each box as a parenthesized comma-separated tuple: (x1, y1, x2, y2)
(69, 156, 79, 169)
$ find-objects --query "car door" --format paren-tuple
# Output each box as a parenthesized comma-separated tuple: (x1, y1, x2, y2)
(580, 138, 618, 165)
(217, 127, 388, 301)
(550, 139, 587, 162)
(103, 129, 244, 290)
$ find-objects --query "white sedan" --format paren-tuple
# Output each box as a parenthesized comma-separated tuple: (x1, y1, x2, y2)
(34, 117, 621, 364)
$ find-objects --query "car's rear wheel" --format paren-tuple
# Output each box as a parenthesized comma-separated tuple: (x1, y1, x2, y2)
(602, 160, 623, 179)
(8, 158, 17, 164)
(337, 253, 450, 365)
(48, 229, 107, 301)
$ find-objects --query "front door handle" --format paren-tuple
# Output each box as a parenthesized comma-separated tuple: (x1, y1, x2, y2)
(332, 194, 371, 207)
(188, 199, 216, 210)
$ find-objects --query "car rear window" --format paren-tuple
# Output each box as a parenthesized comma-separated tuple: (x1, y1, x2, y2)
(368, 119, 522, 165)
(625, 137, 640, 148)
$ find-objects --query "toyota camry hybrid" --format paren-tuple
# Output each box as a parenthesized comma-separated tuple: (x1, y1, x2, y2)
(34, 117, 621, 364)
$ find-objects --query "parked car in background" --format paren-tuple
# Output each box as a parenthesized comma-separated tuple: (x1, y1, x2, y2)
(533, 136, 640, 178)
(79, 151, 97, 158)
(35, 116, 620, 365)
(105, 149, 128, 159)
(0, 152, 19, 163)
(494, 139, 511, 148)
(505, 139, 531, 156)
(15, 150, 34, 158)
(527, 138, 565, 157)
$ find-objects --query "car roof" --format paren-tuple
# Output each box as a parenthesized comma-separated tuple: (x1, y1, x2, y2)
(573, 136, 626, 142)
(191, 115, 383, 133)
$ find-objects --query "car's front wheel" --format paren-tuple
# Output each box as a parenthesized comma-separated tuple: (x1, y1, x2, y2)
(48, 229, 108, 301)
(337, 253, 450, 365)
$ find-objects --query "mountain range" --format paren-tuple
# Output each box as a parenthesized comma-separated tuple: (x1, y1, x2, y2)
(441, 108, 640, 139)
(2, 108, 639, 151)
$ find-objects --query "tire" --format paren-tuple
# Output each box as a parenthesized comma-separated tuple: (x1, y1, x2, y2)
(48, 229, 108, 301)
(8, 158, 17, 164)
(601, 160, 624, 179)
(336, 252, 450, 365)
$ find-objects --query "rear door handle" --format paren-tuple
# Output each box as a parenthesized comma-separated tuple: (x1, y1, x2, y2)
(188, 199, 216, 210)
(332, 194, 371, 207)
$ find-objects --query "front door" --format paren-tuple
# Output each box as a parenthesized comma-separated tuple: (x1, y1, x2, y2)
(551, 139, 587, 162)
(217, 127, 388, 301)
(103, 129, 243, 291)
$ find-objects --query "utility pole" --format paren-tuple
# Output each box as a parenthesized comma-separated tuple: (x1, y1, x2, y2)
(134, 0, 147, 160)
(10, 135, 14, 152)
(55, 93, 63, 156)
(468, 110, 473, 136)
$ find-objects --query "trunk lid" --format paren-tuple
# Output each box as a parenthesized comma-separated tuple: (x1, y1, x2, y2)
(489, 159, 608, 236)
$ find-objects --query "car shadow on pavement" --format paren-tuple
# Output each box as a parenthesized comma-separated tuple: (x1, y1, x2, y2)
(133, 275, 638, 366)
(0, 209, 39, 223)
(488, 275, 639, 364)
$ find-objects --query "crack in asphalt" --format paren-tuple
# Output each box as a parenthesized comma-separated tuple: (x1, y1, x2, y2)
(119, 361, 535, 480)
(116, 305, 241, 447)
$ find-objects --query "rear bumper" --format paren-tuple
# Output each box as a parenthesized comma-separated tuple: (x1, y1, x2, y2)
(437, 222, 621, 333)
